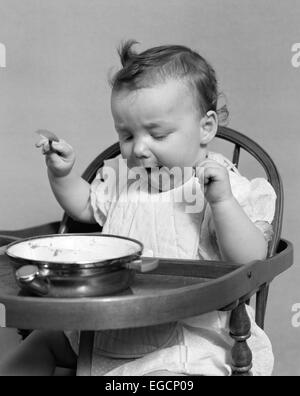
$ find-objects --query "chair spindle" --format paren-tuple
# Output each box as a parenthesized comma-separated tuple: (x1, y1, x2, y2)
(232, 144, 241, 167)
(230, 303, 253, 376)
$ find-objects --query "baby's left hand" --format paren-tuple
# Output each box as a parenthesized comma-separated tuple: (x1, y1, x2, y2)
(194, 160, 233, 205)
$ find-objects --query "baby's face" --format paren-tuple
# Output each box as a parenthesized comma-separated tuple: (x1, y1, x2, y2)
(111, 79, 208, 187)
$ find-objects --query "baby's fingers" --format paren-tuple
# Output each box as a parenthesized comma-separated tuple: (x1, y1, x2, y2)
(35, 138, 73, 159)
(203, 166, 222, 182)
(194, 159, 222, 169)
(35, 138, 52, 155)
(35, 137, 48, 148)
(194, 160, 220, 180)
(50, 140, 74, 158)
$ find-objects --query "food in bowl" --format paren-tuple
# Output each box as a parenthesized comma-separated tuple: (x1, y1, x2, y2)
(7, 234, 141, 265)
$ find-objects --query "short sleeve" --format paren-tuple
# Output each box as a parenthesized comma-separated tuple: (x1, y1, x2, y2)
(90, 156, 125, 227)
(229, 173, 277, 242)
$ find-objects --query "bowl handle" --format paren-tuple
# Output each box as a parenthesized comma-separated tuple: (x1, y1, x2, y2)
(15, 265, 50, 296)
(126, 257, 159, 273)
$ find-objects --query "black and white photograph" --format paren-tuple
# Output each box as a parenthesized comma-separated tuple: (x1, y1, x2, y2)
(0, 0, 298, 377)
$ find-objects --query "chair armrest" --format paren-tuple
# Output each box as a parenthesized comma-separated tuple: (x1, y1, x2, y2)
(0, 221, 60, 239)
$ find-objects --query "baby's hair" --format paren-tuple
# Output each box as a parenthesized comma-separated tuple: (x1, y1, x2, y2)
(110, 40, 229, 124)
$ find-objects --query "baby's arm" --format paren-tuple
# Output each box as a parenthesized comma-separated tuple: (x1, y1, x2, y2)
(197, 161, 267, 264)
(48, 168, 95, 223)
(36, 138, 96, 224)
(210, 196, 267, 263)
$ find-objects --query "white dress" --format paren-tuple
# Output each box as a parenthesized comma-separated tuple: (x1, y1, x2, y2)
(67, 151, 276, 376)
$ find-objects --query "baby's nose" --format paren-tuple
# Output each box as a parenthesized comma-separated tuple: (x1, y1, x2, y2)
(133, 139, 151, 159)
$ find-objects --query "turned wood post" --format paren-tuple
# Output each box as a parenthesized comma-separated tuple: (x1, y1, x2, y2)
(229, 302, 253, 376)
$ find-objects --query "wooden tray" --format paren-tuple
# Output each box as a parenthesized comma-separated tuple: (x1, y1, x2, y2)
(0, 240, 293, 331)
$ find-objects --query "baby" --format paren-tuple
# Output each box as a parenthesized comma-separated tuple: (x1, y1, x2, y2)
(0, 41, 276, 376)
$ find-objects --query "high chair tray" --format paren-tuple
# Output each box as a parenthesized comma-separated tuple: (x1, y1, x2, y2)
(0, 239, 292, 331)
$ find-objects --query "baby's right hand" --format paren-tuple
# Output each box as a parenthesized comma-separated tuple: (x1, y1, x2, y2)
(35, 138, 76, 177)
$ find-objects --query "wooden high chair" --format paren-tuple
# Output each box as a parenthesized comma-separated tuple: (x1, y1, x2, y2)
(0, 126, 293, 376)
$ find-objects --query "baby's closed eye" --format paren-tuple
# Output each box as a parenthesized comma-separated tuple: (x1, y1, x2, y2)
(153, 134, 168, 140)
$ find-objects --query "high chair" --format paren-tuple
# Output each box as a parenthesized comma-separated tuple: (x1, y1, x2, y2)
(0, 126, 293, 376)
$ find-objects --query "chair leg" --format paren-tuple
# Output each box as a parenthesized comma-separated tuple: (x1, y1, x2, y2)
(255, 284, 269, 330)
(229, 303, 253, 376)
(76, 331, 95, 376)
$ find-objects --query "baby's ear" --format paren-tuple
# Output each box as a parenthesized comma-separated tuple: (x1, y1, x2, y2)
(200, 110, 218, 144)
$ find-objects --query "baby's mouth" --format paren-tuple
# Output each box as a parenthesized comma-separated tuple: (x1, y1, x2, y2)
(145, 166, 163, 174)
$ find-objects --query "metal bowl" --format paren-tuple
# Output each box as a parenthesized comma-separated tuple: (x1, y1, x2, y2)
(5, 234, 158, 298)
